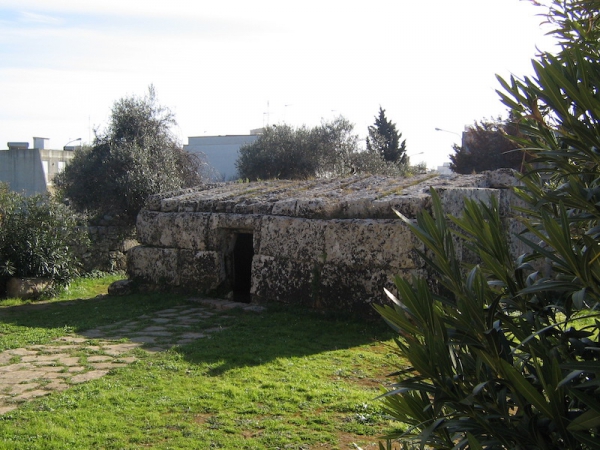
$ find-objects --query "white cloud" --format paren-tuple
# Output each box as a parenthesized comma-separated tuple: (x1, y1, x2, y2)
(0, 0, 557, 168)
(19, 10, 63, 25)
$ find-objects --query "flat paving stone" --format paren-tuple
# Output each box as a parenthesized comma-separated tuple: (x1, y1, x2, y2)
(0, 405, 18, 414)
(56, 357, 81, 366)
(45, 381, 69, 391)
(38, 346, 74, 354)
(0, 296, 265, 415)
(80, 330, 105, 338)
(134, 331, 174, 337)
(87, 356, 112, 363)
(0, 363, 35, 372)
(44, 371, 71, 379)
(83, 346, 102, 352)
(98, 320, 128, 329)
(102, 343, 141, 355)
(114, 357, 137, 364)
(56, 336, 87, 344)
(129, 336, 156, 344)
(0, 353, 15, 365)
(38, 366, 66, 373)
(6, 349, 37, 357)
(180, 332, 207, 339)
(203, 327, 226, 334)
(24, 354, 70, 363)
(178, 309, 206, 315)
(8, 383, 40, 395)
(142, 326, 168, 332)
(151, 318, 171, 324)
(0, 370, 49, 383)
(13, 390, 50, 401)
(90, 362, 128, 370)
(112, 327, 134, 333)
(144, 347, 167, 353)
(70, 370, 109, 384)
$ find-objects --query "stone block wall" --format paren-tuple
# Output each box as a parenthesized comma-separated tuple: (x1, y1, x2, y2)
(78, 226, 138, 273)
(127, 171, 525, 315)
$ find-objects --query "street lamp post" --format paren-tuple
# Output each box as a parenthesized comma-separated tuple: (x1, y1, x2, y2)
(63, 138, 82, 150)
(434, 127, 460, 136)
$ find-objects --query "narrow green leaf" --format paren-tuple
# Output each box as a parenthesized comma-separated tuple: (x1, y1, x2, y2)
(557, 370, 585, 388)
(466, 432, 484, 450)
(571, 431, 600, 449)
(499, 359, 553, 418)
(567, 409, 600, 431)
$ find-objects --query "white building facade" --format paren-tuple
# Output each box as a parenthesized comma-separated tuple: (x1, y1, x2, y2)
(184, 131, 261, 181)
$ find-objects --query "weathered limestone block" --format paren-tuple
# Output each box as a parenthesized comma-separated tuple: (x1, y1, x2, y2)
(380, 194, 431, 219)
(6, 277, 52, 299)
(323, 219, 419, 270)
(499, 188, 529, 218)
(251, 255, 315, 303)
(316, 264, 405, 315)
(161, 198, 180, 212)
(215, 200, 239, 213)
(295, 198, 339, 219)
(232, 201, 257, 215)
(136, 211, 209, 250)
(271, 199, 298, 216)
(108, 279, 134, 296)
(258, 216, 326, 263)
(136, 210, 160, 245)
(207, 213, 262, 252)
(340, 197, 379, 219)
(208, 213, 260, 233)
(437, 188, 500, 217)
(126, 172, 531, 315)
(485, 168, 520, 188)
(178, 250, 224, 292)
(127, 246, 179, 285)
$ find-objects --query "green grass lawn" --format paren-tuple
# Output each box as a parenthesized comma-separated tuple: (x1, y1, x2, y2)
(0, 276, 402, 449)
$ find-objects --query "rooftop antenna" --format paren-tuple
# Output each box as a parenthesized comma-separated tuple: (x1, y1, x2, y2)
(263, 100, 271, 127)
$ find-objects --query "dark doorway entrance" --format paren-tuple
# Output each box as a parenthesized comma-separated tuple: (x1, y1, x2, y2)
(232, 233, 254, 303)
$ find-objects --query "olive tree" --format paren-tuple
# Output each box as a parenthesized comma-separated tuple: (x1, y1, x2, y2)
(236, 116, 361, 180)
(55, 86, 205, 226)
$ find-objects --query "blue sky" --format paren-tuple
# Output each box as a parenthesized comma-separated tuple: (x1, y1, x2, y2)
(0, 0, 554, 168)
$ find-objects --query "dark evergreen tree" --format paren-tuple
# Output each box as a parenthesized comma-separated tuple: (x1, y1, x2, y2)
(366, 107, 407, 164)
(449, 116, 525, 174)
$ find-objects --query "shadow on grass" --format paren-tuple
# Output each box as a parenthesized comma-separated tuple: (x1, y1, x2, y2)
(0, 292, 394, 373)
(175, 303, 394, 376)
(0, 293, 190, 341)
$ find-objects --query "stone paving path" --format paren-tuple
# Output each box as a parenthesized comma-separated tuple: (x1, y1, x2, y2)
(0, 298, 263, 415)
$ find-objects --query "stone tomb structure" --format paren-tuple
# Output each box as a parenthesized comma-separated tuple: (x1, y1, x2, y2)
(128, 171, 520, 315)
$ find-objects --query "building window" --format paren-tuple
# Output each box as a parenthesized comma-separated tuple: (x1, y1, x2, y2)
(42, 161, 49, 183)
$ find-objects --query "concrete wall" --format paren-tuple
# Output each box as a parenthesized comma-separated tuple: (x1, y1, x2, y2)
(0, 148, 75, 195)
(184, 135, 260, 181)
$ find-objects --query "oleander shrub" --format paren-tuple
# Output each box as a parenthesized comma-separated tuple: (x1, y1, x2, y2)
(0, 183, 88, 296)
(376, 1, 600, 448)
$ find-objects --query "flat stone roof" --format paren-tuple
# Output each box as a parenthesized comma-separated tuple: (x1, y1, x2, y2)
(145, 171, 513, 220)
